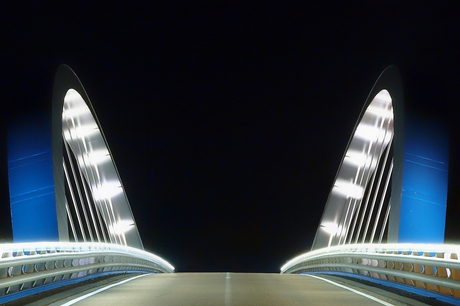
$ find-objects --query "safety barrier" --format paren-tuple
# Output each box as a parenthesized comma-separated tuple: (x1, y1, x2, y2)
(0, 242, 174, 297)
(281, 243, 460, 298)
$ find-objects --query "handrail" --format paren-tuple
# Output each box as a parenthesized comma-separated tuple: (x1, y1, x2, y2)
(0, 242, 174, 297)
(281, 243, 460, 298)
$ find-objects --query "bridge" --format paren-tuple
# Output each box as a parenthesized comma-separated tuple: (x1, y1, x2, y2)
(1, 65, 458, 305)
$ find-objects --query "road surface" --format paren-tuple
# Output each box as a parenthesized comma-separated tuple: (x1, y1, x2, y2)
(24, 273, 439, 306)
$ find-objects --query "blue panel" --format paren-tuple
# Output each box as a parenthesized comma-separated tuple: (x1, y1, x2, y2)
(398, 116, 449, 243)
(7, 114, 59, 242)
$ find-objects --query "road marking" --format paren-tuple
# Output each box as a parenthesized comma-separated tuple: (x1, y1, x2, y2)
(304, 274, 395, 306)
(225, 272, 232, 306)
(60, 274, 149, 305)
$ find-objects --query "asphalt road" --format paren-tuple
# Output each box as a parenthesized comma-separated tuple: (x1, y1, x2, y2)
(28, 273, 439, 306)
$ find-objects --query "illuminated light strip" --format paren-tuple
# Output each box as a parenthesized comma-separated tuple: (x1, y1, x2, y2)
(378, 203, 391, 243)
(65, 115, 110, 244)
(344, 150, 369, 167)
(370, 160, 393, 242)
(362, 134, 393, 243)
(88, 150, 111, 165)
(320, 222, 340, 235)
(373, 89, 392, 103)
(352, 101, 393, 244)
(359, 112, 393, 243)
(73, 125, 99, 139)
(303, 275, 395, 306)
(366, 106, 393, 119)
(62, 106, 91, 119)
(354, 124, 381, 141)
(352, 141, 380, 244)
(63, 160, 87, 242)
(60, 78, 144, 249)
(79, 165, 103, 243)
(97, 196, 116, 244)
(93, 183, 123, 200)
(64, 197, 79, 242)
(333, 179, 364, 200)
(64, 139, 95, 242)
(109, 220, 135, 235)
(281, 243, 460, 273)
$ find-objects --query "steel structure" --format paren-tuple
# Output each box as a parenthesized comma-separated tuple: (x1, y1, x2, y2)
(282, 66, 451, 300)
(53, 66, 143, 248)
(281, 243, 460, 299)
(8, 65, 144, 249)
(0, 242, 174, 298)
(311, 66, 448, 250)
(4, 66, 174, 302)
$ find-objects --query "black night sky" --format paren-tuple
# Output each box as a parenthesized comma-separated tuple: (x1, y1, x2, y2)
(1, 2, 460, 273)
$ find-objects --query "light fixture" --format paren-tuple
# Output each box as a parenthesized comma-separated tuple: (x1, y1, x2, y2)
(320, 222, 340, 235)
(333, 179, 364, 199)
(353, 124, 381, 141)
(88, 150, 111, 165)
(344, 150, 369, 167)
(110, 220, 135, 235)
(93, 182, 123, 200)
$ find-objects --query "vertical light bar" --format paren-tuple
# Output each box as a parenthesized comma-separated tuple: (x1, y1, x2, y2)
(340, 198, 358, 244)
(64, 139, 95, 242)
(361, 117, 393, 243)
(98, 197, 117, 244)
(352, 156, 378, 243)
(107, 198, 125, 245)
(371, 159, 393, 243)
(354, 112, 389, 243)
(77, 146, 109, 243)
(337, 199, 353, 245)
(379, 203, 391, 243)
(62, 160, 87, 241)
(78, 166, 102, 242)
(65, 200, 78, 242)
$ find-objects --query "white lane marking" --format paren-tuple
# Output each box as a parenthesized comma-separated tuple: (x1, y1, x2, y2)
(60, 274, 149, 306)
(303, 274, 395, 306)
(225, 272, 232, 306)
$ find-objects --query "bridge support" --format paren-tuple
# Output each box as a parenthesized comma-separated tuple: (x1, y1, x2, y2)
(312, 66, 449, 249)
(389, 114, 449, 243)
(8, 114, 68, 242)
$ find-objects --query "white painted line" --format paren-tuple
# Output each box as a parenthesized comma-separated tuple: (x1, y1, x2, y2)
(60, 274, 149, 306)
(225, 272, 232, 306)
(304, 274, 395, 306)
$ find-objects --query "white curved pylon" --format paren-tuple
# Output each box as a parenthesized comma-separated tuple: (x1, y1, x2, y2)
(312, 66, 404, 250)
(52, 65, 143, 249)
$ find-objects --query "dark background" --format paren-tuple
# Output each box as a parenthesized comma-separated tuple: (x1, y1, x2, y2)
(1, 2, 459, 272)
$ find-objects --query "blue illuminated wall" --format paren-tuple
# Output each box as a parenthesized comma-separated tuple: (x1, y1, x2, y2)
(398, 115, 449, 243)
(7, 114, 60, 242)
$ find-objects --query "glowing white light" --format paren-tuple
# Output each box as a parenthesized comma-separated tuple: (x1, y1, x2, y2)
(333, 179, 364, 199)
(64, 88, 83, 101)
(93, 182, 123, 200)
(374, 89, 392, 103)
(320, 222, 340, 235)
(109, 220, 135, 235)
(354, 124, 381, 141)
(73, 124, 99, 138)
(88, 150, 111, 165)
(63, 89, 92, 119)
(365, 106, 393, 119)
(63, 106, 91, 119)
(344, 150, 369, 167)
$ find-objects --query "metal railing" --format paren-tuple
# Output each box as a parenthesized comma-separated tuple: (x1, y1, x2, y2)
(0, 242, 174, 297)
(281, 243, 460, 298)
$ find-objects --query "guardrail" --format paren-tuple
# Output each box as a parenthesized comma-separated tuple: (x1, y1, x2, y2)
(0, 242, 174, 297)
(281, 243, 460, 298)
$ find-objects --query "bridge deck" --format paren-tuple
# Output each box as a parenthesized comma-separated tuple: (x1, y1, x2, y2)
(19, 273, 443, 306)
